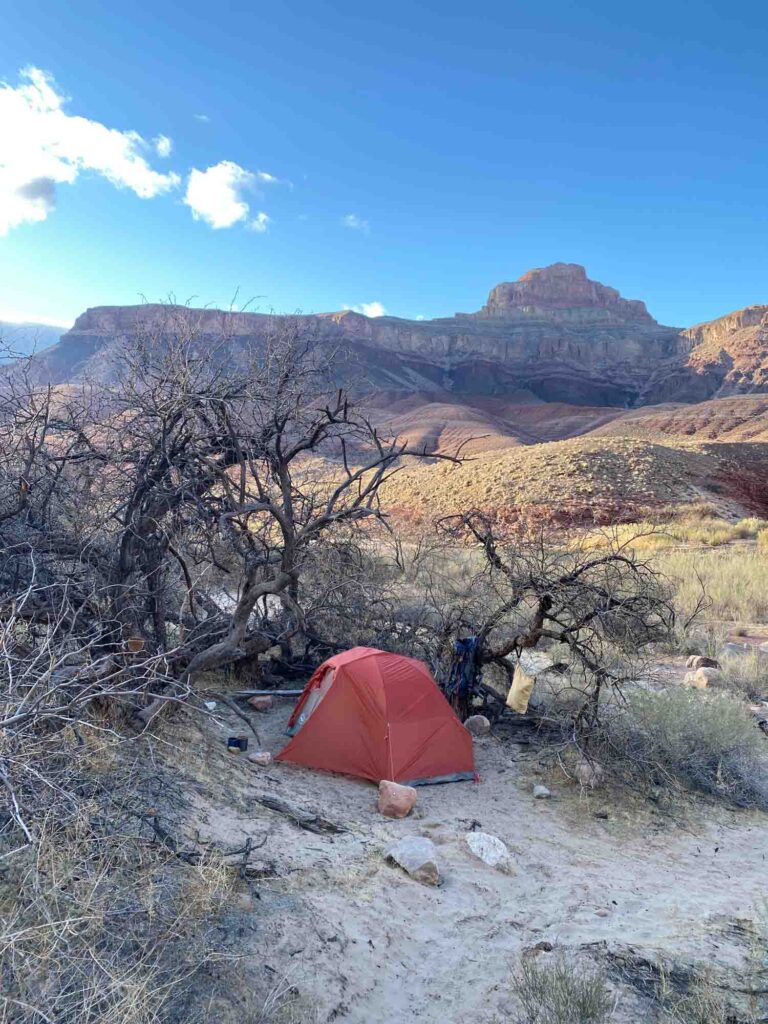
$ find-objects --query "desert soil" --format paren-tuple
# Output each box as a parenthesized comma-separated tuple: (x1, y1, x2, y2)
(168, 689, 768, 1023)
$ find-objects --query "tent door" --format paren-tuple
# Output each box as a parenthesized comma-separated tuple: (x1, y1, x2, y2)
(288, 668, 335, 735)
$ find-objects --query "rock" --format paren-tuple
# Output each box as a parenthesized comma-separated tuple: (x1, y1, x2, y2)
(720, 642, 754, 658)
(377, 780, 417, 819)
(575, 758, 605, 789)
(683, 670, 709, 690)
(247, 695, 273, 712)
(696, 666, 721, 685)
(464, 714, 491, 737)
(533, 784, 551, 799)
(248, 751, 272, 766)
(759, 642, 768, 655)
(686, 655, 720, 670)
(465, 831, 514, 873)
(384, 837, 439, 885)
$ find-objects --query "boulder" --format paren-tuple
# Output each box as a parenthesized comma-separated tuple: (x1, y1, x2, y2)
(384, 836, 439, 885)
(686, 655, 720, 671)
(683, 671, 708, 690)
(247, 695, 273, 712)
(464, 714, 491, 737)
(696, 666, 721, 685)
(377, 780, 418, 819)
(575, 758, 605, 789)
(248, 751, 273, 767)
(465, 831, 514, 873)
(533, 784, 552, 799)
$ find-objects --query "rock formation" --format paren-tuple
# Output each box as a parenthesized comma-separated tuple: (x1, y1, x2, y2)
(17, 264, 768, 411)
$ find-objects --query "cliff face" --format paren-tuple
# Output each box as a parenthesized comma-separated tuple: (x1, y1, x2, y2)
(24, 265, 768, 408)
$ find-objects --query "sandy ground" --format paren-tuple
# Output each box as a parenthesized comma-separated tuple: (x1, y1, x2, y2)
(167, 687, 768, 1024)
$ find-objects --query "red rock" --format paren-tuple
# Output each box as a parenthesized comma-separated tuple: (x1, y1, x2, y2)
(377, 780, 417, 819)
(247, 695, 273, 712)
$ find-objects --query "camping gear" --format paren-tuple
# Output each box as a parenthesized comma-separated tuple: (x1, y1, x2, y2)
(227, 736, 249, 753)
(444, 636, 481, 719)
(276, 647, 475, 785)
(506, 663, 535, 714)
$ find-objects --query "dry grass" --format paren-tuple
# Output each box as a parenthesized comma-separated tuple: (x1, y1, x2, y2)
(0, 735, 240, 1024)
(651, 546, 768, 625)
(509, 955, 615, 1024)
(718, 653, 768, 702)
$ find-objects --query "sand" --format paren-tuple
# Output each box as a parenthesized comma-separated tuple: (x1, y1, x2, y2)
(177, 697, 767, 1022)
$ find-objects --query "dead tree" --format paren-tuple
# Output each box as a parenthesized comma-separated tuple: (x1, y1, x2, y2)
(437, 510, 676, 727)
(0, 307, 461, 737)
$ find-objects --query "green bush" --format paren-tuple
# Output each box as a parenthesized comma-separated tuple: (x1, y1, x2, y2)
(598, 688, 768, 808)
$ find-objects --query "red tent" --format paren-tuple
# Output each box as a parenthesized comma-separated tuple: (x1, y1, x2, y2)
(275, 647, 475, 785)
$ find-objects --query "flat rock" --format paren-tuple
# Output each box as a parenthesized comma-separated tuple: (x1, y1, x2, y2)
(533, 784, 552, 799)
(378, 780, 417, 819)
(465, 831, 514, 873)
(464, 714, 491, 736)
(384, 836, 440, 886)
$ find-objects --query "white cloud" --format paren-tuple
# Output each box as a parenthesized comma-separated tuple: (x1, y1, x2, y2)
(154, 134, 173, 158)
(255, 170, 278, 184)
(345, 301, 386, 318)
(342, 213, 369, 232)
(249, 211, 270, 233)
(416, 315, 425, 321)
(184, 160, 279, 230)
(0, 66, 181, 235)
(193, 113, 210, 122)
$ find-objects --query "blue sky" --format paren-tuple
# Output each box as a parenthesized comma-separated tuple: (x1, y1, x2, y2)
(1, 0, 766, 329)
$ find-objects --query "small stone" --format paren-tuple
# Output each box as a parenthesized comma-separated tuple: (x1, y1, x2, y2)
(384, 836, 439, 885)
(247, 695, 273, 712)
(464, 714, 491, 736)
(465, 831, 514, 873)
(377, 780, 417, 819)
(533, 784, 551, 799)
(248, 751, 272, 766)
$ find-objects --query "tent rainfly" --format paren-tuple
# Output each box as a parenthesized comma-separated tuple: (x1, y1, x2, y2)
(275, 647, 475, 785)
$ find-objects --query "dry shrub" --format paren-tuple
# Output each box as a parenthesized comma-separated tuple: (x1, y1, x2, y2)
(510, 955, 615, 1024)
(595, 689, 768, 809)
(758, 528, 768, 555)
(0, 737, 238, 1024)
(718, 653, 768, 701)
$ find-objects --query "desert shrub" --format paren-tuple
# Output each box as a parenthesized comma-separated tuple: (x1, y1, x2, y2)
(510, 955, 615, 1024)
(719, 653, 768, 701)
(596, 688, 768, 808)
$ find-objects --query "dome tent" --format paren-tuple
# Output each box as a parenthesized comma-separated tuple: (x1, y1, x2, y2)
(275, 647, 475, 785)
